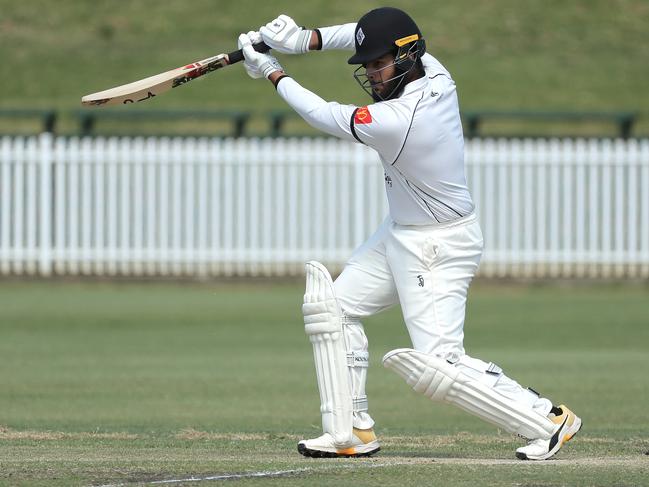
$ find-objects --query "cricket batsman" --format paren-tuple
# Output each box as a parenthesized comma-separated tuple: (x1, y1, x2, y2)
(238, 7, 582, 460)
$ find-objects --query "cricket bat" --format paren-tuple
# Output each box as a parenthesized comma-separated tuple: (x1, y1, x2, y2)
(81, 42, 270, 107)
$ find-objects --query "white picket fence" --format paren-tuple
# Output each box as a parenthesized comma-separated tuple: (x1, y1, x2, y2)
(1, 134, 648, 278)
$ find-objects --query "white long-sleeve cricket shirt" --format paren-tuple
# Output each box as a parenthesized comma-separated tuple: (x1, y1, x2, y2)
(275, 24, 475, 226)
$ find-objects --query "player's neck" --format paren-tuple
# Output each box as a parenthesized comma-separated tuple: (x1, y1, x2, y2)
(405, 67, 425, 84)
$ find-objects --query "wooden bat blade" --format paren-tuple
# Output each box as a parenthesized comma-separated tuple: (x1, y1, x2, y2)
(81, 53, 229, 107)
(81, 42, 270, 107)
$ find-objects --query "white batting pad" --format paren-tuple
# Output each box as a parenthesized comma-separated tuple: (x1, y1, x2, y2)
(383, 348, 555, 440)
(303, 261, 353, 446)
(342, 316, 374, 430)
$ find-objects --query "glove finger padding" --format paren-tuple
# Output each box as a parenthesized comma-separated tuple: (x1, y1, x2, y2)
(244, 31, 265, 79)
(239, 32, 283, 80)
(239, 31, 284, 80)
(237, 33, 264, 79)
(246, 30, 263, 45)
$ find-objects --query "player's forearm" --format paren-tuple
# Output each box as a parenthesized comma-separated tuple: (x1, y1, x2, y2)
(273, 76, 350, 138)
(300, 24, 357, 52)
(275, 76, 331, 127)
(312, 23, 356, 51)
(308, 31, 321, 51)
(268, 70, 288, 87)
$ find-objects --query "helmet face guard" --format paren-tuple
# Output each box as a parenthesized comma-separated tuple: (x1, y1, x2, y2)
(353, 39, 425, 102)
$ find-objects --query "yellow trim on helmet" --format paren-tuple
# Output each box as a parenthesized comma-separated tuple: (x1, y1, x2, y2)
(395, 34, 419, 47)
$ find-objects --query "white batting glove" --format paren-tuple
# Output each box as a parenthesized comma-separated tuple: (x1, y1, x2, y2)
(238, 32, 284, 80)
(238, 31, 264, 79)
(259, 14, 312, 54)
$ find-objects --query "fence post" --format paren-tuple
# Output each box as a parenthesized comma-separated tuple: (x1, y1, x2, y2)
(39, 132, 53, 276)
(0, 137, 11, 275)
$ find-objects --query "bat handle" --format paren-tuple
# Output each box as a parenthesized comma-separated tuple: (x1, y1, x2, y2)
(226, 41, 271, 64)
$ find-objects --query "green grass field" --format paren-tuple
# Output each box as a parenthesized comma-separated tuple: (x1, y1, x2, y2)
(1, 280, 648, 486)
(1, 0, 648, 135)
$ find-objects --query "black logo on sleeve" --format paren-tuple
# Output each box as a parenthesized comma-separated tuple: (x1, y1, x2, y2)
(417, 275, 425, 287)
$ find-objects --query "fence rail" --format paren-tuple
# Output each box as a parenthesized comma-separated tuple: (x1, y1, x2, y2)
(1, 134, 648, 278)
(0, 108, 641, 138)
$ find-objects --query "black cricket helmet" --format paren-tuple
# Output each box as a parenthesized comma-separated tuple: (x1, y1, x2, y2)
(348, 7, 426, 100)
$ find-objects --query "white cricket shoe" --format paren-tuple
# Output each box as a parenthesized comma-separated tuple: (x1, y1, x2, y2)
(297, 428, 380, 458)
(516, 404, 582, 460)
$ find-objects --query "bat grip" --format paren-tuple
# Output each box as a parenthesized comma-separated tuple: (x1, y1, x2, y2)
(227, 42, 271, 64)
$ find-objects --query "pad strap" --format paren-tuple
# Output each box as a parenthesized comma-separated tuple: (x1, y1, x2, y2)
(353, 396, 369, 412)
(341, 316, 373, 427)
(348, 350, 369, 413)
(347, 350, 369, 368)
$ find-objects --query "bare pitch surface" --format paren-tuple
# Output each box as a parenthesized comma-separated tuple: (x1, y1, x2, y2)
(1, 431, 647, 486)
(0, 281, 647, 486)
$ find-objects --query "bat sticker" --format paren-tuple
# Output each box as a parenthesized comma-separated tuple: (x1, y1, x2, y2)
(123, 91, 156, 104)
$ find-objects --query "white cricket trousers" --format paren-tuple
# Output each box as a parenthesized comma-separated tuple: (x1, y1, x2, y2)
(335, 213, 482, 357)
(334, 213, 552, 428)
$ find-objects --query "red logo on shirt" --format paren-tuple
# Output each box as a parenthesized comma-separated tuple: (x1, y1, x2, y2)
(354, 106, 373, 124)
